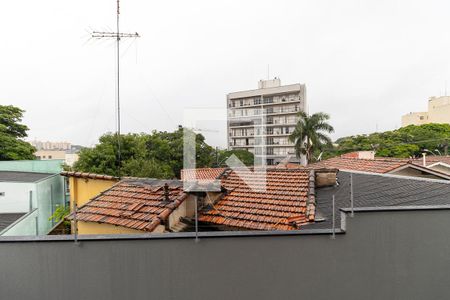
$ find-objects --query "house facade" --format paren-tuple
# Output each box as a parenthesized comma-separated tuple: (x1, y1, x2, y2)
(0, 171, 65, 236)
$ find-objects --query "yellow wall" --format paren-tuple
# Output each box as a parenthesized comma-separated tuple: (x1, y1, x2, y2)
(69, 177, 117, 208)
(77, 221, 165, 235)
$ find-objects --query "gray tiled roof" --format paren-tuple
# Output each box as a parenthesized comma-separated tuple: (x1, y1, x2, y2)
(0, 171, 52, 183)
(0, 213, 26, 232)
(303, 171, 450, 230)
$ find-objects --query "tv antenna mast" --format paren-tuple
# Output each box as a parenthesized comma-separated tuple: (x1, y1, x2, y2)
(90, 0, 140, 175)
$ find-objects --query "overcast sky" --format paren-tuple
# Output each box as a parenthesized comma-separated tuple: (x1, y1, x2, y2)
(2, 0, 450, 148)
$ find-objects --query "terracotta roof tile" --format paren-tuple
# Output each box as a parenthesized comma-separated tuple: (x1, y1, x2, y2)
(308, 157, 409, 174)
(199, 168, 315, 231)
(69, 179, 187, 232)
(181, 168, 226, 181)
(61, 171, 120, 181)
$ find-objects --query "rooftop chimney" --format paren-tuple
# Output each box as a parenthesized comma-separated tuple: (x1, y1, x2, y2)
(341, 151, 375, 160)
(164, 183, 170, 202)
(422, 153, 427, 167)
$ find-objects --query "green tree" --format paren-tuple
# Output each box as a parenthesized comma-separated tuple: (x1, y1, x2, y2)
(289, 112, 334, 163)
(0, 105, 35, 160)
(330, 123, 450, 158)
(215, 149, 254, 167)
(73, 127, 216, 178)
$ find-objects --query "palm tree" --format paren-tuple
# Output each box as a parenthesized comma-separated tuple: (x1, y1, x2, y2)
(289, 111, 334, 163)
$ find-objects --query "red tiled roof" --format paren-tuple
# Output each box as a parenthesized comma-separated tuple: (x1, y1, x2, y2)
(61, 171, 119, 181)
(199, 169, 315, 231)
(309, 157, 409, 174)
(70, 179, 187, 232)
(181, 168, 226, 181)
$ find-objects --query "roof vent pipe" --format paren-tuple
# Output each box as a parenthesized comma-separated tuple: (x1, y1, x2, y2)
(422, 153, 427, 167)
(164, 183, 170, 202)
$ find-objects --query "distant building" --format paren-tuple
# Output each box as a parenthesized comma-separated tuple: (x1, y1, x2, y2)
(227, 78, 307, 165)
(34, 143, 81, 166)
(35, 150, 66, 160)
(401, 96, 450, 127)
(31, 140, 71, 151)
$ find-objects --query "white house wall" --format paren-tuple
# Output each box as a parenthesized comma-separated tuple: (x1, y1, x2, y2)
(0, 182, 35, 213)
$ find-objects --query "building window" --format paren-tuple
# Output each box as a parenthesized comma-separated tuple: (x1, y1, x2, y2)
(267, 159, 274, 165)
(263, 97, 273, 104)
(48, 155, 52, 159)
(0, 192, 4, 196)
(254, 97, 262, 105)
(240, 100, 243, 107)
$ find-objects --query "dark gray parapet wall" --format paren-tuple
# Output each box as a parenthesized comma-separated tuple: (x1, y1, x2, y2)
(0, 209, 449, 300)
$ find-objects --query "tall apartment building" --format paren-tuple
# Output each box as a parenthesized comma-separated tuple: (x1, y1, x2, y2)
(401, 96, 450, 127)
(227, 78, 307, 165)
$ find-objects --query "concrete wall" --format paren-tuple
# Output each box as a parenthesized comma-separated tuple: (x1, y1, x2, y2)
(0, 209, 450, 299)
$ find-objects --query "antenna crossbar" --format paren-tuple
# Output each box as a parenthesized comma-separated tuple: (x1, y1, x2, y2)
(91, 31, 140, 39)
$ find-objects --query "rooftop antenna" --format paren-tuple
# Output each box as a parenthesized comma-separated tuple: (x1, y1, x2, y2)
(267, 64, 270, 80)
(90, 0, 140, 176)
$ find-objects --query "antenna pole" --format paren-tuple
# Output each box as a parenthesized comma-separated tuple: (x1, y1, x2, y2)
(90, 0, 140, 176)
(116, 0, 121, 176)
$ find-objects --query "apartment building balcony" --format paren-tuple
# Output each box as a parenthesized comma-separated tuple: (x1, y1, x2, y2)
(229, 122, 298, 128)
(228, 107, 301, 119)
(229, 133, 292, 138)
(228, 99, 301, 109)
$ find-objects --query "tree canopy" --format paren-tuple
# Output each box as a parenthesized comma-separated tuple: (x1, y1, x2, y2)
(73, 128, 254, 178)
(289, 111, 334, 162)
(0, 105, 35, 160)
(326, 123, 450, 159)
(215, 149, 254, 167)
